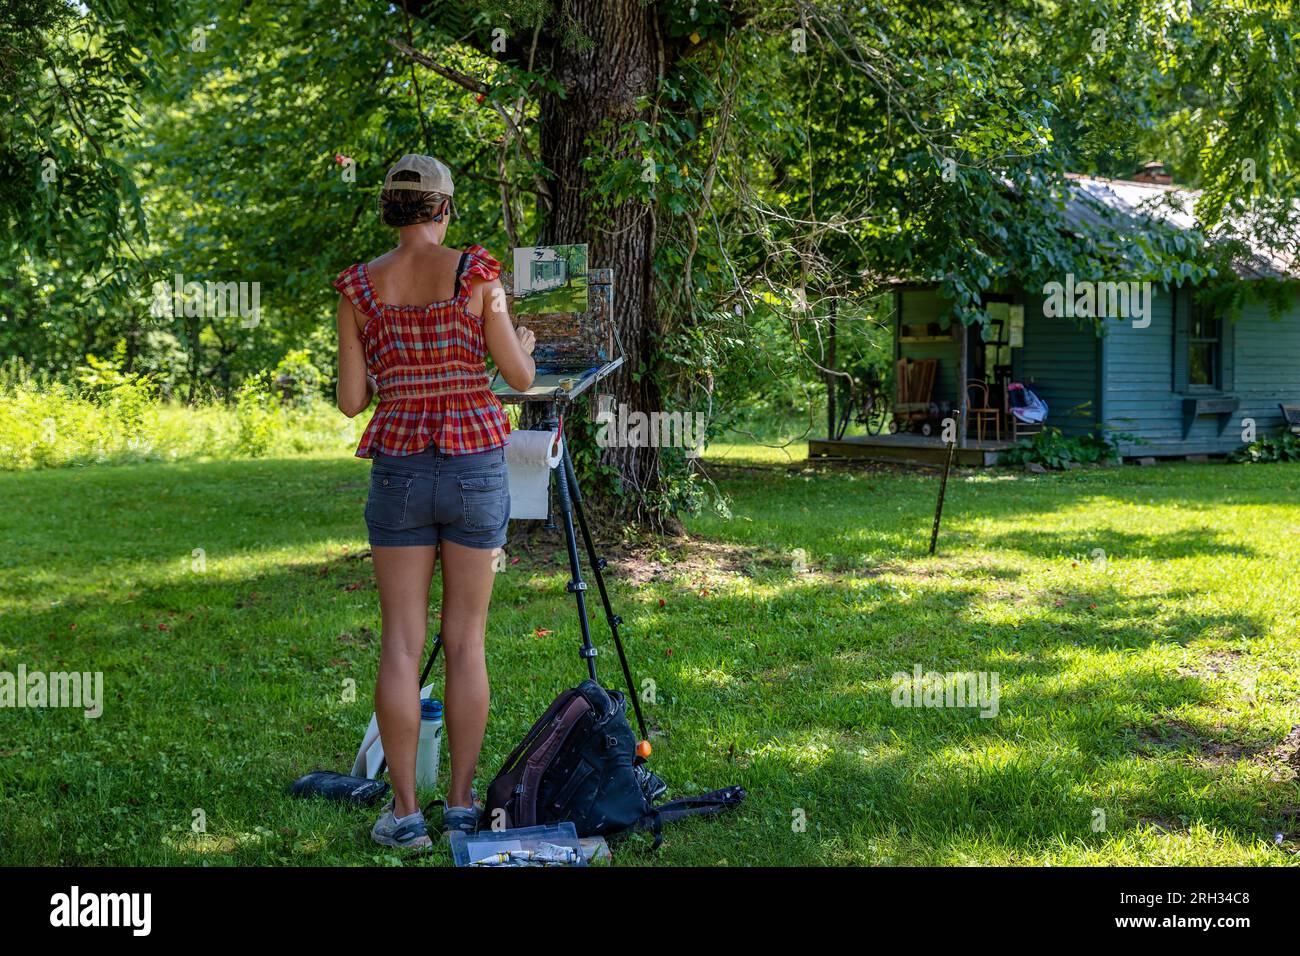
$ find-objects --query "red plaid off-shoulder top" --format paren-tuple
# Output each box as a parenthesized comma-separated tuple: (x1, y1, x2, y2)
(333, 244, 511, 458)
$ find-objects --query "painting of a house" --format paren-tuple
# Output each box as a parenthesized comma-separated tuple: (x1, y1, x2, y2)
(528, 255, 566, 291)
(511, 243, 589, 315)
(812, 165, 1300, 465)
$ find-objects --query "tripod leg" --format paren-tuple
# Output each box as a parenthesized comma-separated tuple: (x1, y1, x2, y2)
(418, 632, 443, 686)
(542, 464, 556, 531)
(551, 440, 598, 681)
(562, 447, 650, 744)
(930, 411, 959, 555)
(376, 632, 443, 779)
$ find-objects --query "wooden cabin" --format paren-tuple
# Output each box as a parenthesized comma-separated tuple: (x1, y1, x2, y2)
(811, 171, 1300, 466)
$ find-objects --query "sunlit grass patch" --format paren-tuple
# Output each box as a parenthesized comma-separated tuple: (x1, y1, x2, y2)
(1, 449, 1298, 865)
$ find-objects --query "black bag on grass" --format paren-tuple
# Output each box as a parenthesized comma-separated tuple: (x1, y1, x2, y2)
(289, 771, 389, 807)
(481, 679, 744, 844)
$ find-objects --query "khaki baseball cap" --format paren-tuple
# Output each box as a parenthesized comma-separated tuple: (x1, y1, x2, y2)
(383, 154, 455, 195)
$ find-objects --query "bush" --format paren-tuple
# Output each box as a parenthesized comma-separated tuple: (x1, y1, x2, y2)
(0, 355, 163, 468)
(272, 349, 325, 406)
(0, 355, 365, 470)
(235, 378, 281, 457)
(75, 354, 159, 453)
(1230, 429, 1300, 463)
(1000, 426, 1130, 470)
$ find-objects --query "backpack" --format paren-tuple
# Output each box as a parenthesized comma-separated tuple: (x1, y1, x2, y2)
(481, 679, 744, 845)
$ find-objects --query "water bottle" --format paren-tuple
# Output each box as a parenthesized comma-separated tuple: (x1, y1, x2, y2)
(415, 698, 443, 791)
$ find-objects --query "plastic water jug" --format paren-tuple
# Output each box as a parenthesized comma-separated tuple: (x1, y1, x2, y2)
(415, 698, 443, 791)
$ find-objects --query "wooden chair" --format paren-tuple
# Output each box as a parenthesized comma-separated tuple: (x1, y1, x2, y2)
(966, 379, 1000, 443)
(894, 358, 938, 432)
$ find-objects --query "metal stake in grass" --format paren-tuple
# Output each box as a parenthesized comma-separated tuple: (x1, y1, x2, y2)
(929, 411, 960, 555)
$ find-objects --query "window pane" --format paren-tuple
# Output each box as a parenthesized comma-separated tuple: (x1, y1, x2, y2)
(1189, 344, 1216, 386)
(1191, 307, 1220, 341)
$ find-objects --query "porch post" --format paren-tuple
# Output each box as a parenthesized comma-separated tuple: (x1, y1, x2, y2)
(958, 316, 969, 449)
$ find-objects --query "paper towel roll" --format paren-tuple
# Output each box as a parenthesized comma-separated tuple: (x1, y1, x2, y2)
(506, 429, 563, 520)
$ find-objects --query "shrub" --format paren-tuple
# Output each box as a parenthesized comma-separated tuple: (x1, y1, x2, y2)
(235, 377, 282, 457)
(272, 349, 325, 406)
(1230, 429, 1300, 463)
(1000, 426, 1131, 470)
(76, 354, 159, 456)
(0, 355, 163, 468)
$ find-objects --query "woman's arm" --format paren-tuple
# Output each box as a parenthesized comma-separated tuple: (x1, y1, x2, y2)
(480, 278, 536, 391)
(336, 295, 373, 417)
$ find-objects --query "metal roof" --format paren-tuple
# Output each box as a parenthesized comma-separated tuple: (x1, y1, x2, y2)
(877, 174, 1300, 286)
(1062, 173, 1300, 281)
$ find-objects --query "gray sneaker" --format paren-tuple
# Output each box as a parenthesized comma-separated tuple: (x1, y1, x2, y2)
(442, 792, 482, 835)
(371, 802, 434, 851)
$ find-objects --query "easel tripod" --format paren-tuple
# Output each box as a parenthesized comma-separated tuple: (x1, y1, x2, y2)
(536, 401, 650, 749)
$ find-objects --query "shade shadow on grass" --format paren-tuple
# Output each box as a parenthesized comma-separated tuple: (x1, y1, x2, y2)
(2, 454, 1297, 864)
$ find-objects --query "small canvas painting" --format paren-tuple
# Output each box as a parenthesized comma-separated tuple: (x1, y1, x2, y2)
(512, 244, 589, 315)
(507, 245, 613, 375)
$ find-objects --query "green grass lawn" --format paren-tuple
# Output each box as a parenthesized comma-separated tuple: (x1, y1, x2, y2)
(516, 279, 589, 316)
(2, 448, 1299, 866)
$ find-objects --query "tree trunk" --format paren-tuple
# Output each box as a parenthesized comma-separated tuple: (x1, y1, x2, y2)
(826, 299, 837, 439)
(185, 315, 201, 405)
(123, 319, 139, 374)
(535, 0, 667, 523)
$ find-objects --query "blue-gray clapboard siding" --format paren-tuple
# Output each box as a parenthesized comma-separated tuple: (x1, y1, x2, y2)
(1102, 287, 1300, 455)
(1017, 293, 1100, 436)
(1233, 297, 1300, 442)
(1101, 286, 1179, 450)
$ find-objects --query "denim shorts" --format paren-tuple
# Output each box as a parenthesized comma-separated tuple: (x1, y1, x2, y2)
(365, 445, 510, 549)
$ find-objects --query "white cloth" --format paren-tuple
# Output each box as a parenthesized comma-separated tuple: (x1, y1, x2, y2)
(505, 429, 563, 520)
(1012, 387, 1049, 424)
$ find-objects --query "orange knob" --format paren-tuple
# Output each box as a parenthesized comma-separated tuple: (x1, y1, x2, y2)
(636, 740, 652, 759)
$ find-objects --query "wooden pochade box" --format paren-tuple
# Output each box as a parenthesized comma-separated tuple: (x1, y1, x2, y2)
(502, 268, 615, 373)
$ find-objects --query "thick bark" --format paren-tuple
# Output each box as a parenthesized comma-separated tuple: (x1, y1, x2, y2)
(533, 0, 667, 517)
(406, 0, 675, 520)
(185, 315, 201, 405)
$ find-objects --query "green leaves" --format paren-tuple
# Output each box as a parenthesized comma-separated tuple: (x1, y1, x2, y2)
(6, 0, 1297, 475)
(1230, 428, 1300, 464)
(1000, 426, 1129, 470)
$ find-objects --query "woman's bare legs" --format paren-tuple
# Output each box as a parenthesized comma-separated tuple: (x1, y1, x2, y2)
(438, 539, 497, 808)
(371, 545, 438, 818)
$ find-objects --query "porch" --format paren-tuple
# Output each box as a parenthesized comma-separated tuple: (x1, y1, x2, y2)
(808, 431, 1014, 467)
(814, 285, 1039, 468)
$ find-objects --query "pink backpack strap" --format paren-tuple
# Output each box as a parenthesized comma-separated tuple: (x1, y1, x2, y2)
(333, 263, 382, 324)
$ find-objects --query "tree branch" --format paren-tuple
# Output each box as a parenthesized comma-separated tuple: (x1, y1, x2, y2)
(387, 37, 552, 205)
(387, 38, 490, 95)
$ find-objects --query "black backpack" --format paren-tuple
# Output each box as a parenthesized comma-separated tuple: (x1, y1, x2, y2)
(481, 679, 744, 845)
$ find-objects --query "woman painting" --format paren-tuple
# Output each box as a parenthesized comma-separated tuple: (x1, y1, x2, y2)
(334, 154, 535, 848)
